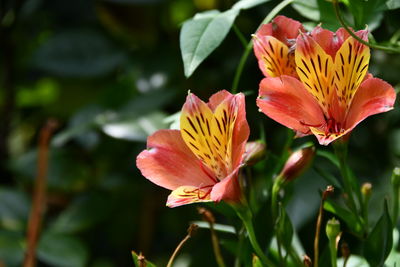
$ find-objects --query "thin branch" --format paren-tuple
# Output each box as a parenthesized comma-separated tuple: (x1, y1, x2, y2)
(166, 224, 198, 267)
(23, 119, 58, 267)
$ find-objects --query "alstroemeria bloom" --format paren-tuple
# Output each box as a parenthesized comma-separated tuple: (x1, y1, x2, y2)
(257, 27, 396, 145)
(136, 90, 249, 207)
(253, 15, 305, 78)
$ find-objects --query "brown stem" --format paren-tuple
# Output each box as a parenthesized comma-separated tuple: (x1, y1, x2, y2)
(23, 119, 58, 267)
(166, 224, 198, 267)
(313, 186, 334, 267)
(198, 207, 226, 267)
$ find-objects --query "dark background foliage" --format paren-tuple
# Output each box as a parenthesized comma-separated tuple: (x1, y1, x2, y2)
(0, 0, 399, 266)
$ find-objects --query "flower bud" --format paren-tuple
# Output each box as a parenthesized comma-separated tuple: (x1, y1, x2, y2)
(242, 141, 266, 166)
(361, 182, 372, 197)
(326, 217, 341, 245)
(280, 146, 315, 182)
(303, 254, 312, 267)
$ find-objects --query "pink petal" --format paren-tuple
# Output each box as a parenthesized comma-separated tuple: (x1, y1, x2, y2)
(208, 90, 232, 111)
(257, 15, 305, 45)
(136, 130, 214, 191)
(257, 76, 325, 135)
(345, 77, 396, 130)
(210, 166, 241, 203)
(311, 27, 369, 58)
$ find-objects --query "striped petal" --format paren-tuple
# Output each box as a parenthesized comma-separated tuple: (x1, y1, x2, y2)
(167, 186, 212, 208)
(295, 33, 335, 116)
(333, 31, 370, 111)
(253, 36, 297, 77)
(180, 92, 244, 180)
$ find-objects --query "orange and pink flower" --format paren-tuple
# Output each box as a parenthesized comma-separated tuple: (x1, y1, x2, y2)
(256, 21, 396, 145)
(253, 15, 305, 78)
(136, 90, 249, 207)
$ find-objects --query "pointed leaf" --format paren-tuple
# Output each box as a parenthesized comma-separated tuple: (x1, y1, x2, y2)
(364, 200, 393, 266)
(180, 9, 239, 77)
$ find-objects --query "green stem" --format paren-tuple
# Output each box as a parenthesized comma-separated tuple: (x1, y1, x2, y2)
(233, 24, 248, 49)
(332, 0, 400, 53)
(208, 222, 226, 267)
(231, 0, 295, 92)
(234, 226, 245, 267)
(328, 239, 338, 267)
(392, 168, 400, 226)
(333, 142, 358, 214)
(236, 207, 276, 267)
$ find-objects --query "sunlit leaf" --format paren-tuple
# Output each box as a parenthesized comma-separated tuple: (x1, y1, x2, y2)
(101, 111, 167, 141)
(232, 0, 271, 10)
(180, 9, 239, 77)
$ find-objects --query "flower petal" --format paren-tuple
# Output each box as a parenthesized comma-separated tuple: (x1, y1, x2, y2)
(345, 77, 396, 130)
(333, 32, 370, 110)
(210, 166, 241, 203)
(257, 76, 325, 134)
(208, 90, 231, 111)
(230, 93, 250, 169)
(136, 130, 215, 190)
(253, 36, 297, 77)
(295, 33, 335, 115)
(309, 126, 350, 146)
(167, 186, 212, 208)
(256, 15, 304, 45)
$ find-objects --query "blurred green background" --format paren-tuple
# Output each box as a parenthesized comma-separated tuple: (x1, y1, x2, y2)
(0, 0, 399, 266)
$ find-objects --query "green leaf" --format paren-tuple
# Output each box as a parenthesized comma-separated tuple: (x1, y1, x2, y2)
(364, 200, 393, 266)
(49, 193, 111, 234)
(0, 188, 30, 231)
(316, 150, 340, 168)
(232, 0, 271, 10)
(386, 0, 400, 9)
(191, 221, 236, 234)
(37, 232, 89, 267)
(323, 200, 363, 235)
(276, 206, 293, 250)
(132, 251, 156, 267)
(0, 230, 24, 266)
(292, 0, 340, 30)
(33, 30, 125, 77)
(180, 9, 239, 77)
(344, 0, 387, 30)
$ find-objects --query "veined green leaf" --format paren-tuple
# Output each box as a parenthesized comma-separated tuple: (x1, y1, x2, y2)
(180, 9, 239, 77)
